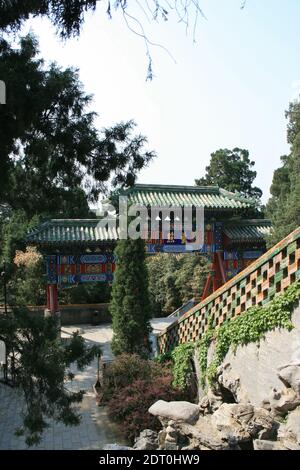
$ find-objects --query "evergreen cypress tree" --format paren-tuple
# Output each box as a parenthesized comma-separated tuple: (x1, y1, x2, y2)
(110, 238, 152, 357)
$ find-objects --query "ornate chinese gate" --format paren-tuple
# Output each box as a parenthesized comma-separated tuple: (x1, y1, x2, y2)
(27, 185, 271, 315)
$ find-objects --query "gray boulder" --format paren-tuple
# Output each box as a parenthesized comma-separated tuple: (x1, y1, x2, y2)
(277, 407, 300, 449)
(286, 407, 300, 444)
(180, 418, 230, 450)
(278, 364, 300, 395)
(250, 408, 276, 440)
(270, 387, 300, 415)
(211, 404, 252, 443)
(149, 400, 200, 424)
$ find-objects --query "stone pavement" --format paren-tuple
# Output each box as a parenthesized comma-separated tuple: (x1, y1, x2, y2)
(0, 324, 125, 450)
(0, 319, 173, 450)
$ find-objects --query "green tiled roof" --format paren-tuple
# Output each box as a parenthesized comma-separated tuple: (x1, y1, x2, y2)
(223, 219, 272, 243)
(117, 184, 256, 210)
(28, 218, 271, 246)
(27, 219, 118, 245)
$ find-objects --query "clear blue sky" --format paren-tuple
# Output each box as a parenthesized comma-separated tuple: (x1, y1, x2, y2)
(20, 0, 300, 203)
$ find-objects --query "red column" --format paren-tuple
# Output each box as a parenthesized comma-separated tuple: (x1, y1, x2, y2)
(212, 252, 226, 292)
(201, 273, 212, 301)
(46, 284, 59, 314)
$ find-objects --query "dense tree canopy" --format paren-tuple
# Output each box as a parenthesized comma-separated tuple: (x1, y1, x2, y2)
(147, 254, 208, 317)
(195, 148, 262, 201)
(0, 35, 155, 217)
(267, 100, 300, 245)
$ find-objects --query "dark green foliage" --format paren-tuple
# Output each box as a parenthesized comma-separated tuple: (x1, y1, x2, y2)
(1, 209, 39, 262)
(196, 148, 262, 202)
(0, 307, 100, 446)
(0, 211, 44, 305)
(267, 101, 300, 245)
(110, 239, 152, 356)
(147, 254, 208, 316)
(171, 342, 195, 390)
(60, 282, 111, 305)
(154, 351, 172, 363)
(12, 254, 45, 307)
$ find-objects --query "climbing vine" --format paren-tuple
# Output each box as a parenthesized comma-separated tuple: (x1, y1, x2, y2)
(197, 322, 214, 387)
(171, 342, 195, 390)
(204, 282, 300, 384)
(169, 282, 300, 389)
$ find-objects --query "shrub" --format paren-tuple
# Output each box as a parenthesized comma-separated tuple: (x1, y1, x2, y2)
(102, 353, 169, 402)
(103, 353, 194, 442)
(107, 374, 188, 442)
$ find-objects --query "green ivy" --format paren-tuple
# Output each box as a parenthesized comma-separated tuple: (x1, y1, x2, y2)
(204, 282, 300, 384)
(171, 342, 195, 390)
(154, 351, 172, 364)
(169, 282, 300, 389)
(197, 320, 214, 387)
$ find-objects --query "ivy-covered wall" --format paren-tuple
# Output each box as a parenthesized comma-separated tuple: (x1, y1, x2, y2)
(169, 283, 300, 397)
(158, 226, 300, 354)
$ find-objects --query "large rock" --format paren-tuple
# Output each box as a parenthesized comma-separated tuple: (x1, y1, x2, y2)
(199, 389, 223, 414)
(281, 440, 300, 450)
(211, 404, 252, 443)
(181, 403, 275, 449)
(269, 387, 300, 415)
(205, 307, 300, 408)
(286, 407, 300, 444)
(148, 400, 200, 424)
(134, 429, 158, 450)
(217, 362, 250, 404)
(278, 364, 300, 395)
(179, 405, 255, 450)
(277, 407, 300, 449)
(180, 419, 231, 450)
(251, 408, 276, 440)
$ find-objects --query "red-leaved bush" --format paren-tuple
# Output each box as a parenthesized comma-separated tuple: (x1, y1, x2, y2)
(107, 373, 191, 442)
(102, 353, 194, 442)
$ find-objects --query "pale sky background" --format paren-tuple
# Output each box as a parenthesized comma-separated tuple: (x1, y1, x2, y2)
(19, 0, 300, 203)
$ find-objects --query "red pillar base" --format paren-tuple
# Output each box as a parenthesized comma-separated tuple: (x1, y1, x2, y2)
(46, 284, 59, 314)
(45, 283, 61, 331)
(201, 252, 227, 301)
(201, 273, 212, 301)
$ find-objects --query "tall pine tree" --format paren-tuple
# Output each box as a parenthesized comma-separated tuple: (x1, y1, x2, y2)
(195, 148, 262, 201)
(110, 239, 152, 357)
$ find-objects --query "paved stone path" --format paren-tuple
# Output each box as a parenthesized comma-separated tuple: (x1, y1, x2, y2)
(0, 319, 173, 450)
(0, 324, 125, 450)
